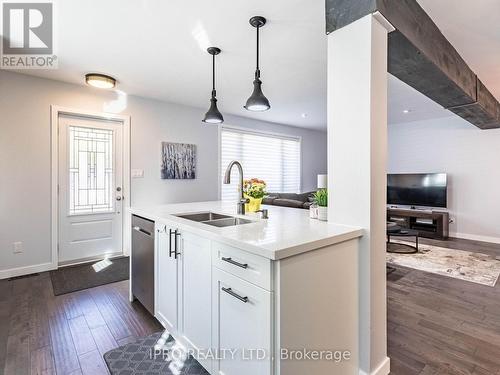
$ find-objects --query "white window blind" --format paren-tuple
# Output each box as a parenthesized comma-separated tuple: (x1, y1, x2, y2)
(220, 127, 301, 201)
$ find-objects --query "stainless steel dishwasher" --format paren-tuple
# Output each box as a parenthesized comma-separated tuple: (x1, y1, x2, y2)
(131, 215, 155, 315)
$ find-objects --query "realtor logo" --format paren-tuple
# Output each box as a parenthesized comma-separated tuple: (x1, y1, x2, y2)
(1, 2, 57, 69)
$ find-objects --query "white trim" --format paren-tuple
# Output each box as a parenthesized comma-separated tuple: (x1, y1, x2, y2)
(359, 357, 391, 375)
(372, 12, 395, 32)
(450, 232, 500, 245)
(50, 105, 131, 269)
(0, 262, 55, 280)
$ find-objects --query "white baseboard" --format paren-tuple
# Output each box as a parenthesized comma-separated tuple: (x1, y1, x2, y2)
(450, 232, 500, 245)
(360, 357, 390, 375)
(0, 261, 57, 280)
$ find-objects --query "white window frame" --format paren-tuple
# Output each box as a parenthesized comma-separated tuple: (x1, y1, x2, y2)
(218, 124, 302, 200)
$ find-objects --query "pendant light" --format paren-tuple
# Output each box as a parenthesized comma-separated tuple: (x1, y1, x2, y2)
(244, 16, 270, 112)
(202, 47, 224, 124)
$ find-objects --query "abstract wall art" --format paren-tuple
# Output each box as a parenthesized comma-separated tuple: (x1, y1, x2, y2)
(161, 142, 196, 179)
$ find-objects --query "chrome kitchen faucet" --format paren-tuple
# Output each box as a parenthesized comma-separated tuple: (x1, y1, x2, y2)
(223, 161, 249, 215)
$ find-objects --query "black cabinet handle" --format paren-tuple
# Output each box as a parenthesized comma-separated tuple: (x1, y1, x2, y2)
(221, 257, 248, 269)
(173, 230, 181, 259)
(169, 229, 175, 257)
(222, 287, 248, 303)
(168, 229, 181, 259)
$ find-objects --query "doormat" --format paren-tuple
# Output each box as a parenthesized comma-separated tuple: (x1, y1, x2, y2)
(104, 331, 209, 374)
(387, 242, 500, 287)
(50, 256, 129, 295)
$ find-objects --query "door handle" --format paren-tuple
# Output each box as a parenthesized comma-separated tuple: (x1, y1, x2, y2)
(133, 226, 151, 236)
(221, 287, 248, 303)
(116, 196, 122, 201)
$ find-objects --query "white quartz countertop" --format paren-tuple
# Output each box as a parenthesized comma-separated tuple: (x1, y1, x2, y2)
(129, 201, 363, 260)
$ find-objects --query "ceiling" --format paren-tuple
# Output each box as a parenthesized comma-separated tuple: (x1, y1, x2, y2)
(418, 0, 500, 101)
(11, 0, 500, 130)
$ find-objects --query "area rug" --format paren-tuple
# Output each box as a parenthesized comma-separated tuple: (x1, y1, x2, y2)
(104, 331, 209, 374)
(50, 256, 129, 295)
(387, 242, 500, 287)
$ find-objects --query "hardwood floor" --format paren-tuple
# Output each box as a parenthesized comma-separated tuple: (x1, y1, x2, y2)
(388, 238, 500, 375)
(2, 237, 500, 375)
(0, 274, 162, 375)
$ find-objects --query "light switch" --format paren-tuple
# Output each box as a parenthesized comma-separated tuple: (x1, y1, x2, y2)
(13, 242, 23, 254)
(131, 169, 144, 178)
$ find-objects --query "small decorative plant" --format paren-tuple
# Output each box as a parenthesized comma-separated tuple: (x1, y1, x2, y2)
(243, 178, 267, 199)
(243, 178, 267, 212)
(313, 189, 328, 207)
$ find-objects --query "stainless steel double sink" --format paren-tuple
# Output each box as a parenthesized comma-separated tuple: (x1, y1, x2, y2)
(175, 212, 254, 227)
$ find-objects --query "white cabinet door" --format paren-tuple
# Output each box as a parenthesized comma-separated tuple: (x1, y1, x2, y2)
(212, 268, 272, 375)
(179, 230, 212, 371)
(155, 222, 179, 331)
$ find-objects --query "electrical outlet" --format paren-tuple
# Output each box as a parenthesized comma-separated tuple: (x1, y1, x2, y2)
(13, 242, 23, 254)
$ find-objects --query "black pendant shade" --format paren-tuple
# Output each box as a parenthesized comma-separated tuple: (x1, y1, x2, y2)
(203, 47, 224, 124)
(245, 16, 270, 112)
(203, 94, 223, 124)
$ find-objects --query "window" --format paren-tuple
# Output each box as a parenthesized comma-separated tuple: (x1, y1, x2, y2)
(68, 126, 114, 215)
(220, 126, 301, 201)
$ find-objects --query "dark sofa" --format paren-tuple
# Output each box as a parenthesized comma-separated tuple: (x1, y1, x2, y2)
(262, 191, 315, 209)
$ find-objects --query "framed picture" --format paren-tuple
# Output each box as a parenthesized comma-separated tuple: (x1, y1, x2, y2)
(161, 142, 196, 179)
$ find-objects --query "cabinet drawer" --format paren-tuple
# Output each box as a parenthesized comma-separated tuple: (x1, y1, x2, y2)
(212, 241, 272, 291)
(212, 268, 272, 375)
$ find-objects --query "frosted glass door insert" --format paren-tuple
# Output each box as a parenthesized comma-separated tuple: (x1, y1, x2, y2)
(68, 126, 114, 215)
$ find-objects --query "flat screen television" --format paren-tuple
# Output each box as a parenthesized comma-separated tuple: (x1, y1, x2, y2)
(387, 173, 447, 208)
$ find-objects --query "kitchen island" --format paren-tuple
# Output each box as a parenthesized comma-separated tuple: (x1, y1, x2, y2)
(129, 201, 362, 375)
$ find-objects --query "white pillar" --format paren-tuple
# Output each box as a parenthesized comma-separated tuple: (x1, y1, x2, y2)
(327, 13, 393, 375)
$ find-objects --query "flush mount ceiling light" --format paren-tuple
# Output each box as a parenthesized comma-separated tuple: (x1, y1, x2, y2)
(202, 47, 224, 124)
(85, 73, 116, 89)
(244, 16, 270, 112)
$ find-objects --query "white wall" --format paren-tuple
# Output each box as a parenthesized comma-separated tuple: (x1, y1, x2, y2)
(388, 115, 500, 243)
(0, 71, 327, 277)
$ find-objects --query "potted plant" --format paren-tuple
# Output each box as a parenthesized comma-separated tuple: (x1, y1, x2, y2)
(313, 189, 328, 221)
(243, 178, 267, 212)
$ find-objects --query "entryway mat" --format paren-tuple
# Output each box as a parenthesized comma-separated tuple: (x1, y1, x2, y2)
(104, 331, 209, 374)
(50, 256, 129, 295)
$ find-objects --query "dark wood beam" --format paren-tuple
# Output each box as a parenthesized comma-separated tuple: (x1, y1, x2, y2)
(325, 0, 500, 129)
(449, 80, 500, 129)
(387, 30, 476, 109)
(325, 0, 377, 32)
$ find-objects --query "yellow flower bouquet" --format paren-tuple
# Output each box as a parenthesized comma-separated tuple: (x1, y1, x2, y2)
(243, 178, 267, 212)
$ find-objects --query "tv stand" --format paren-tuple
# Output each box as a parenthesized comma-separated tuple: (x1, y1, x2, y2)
(387, 208, 449, 240)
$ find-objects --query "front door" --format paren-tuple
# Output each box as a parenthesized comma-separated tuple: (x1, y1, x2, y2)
(58, 114, 123, 264)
